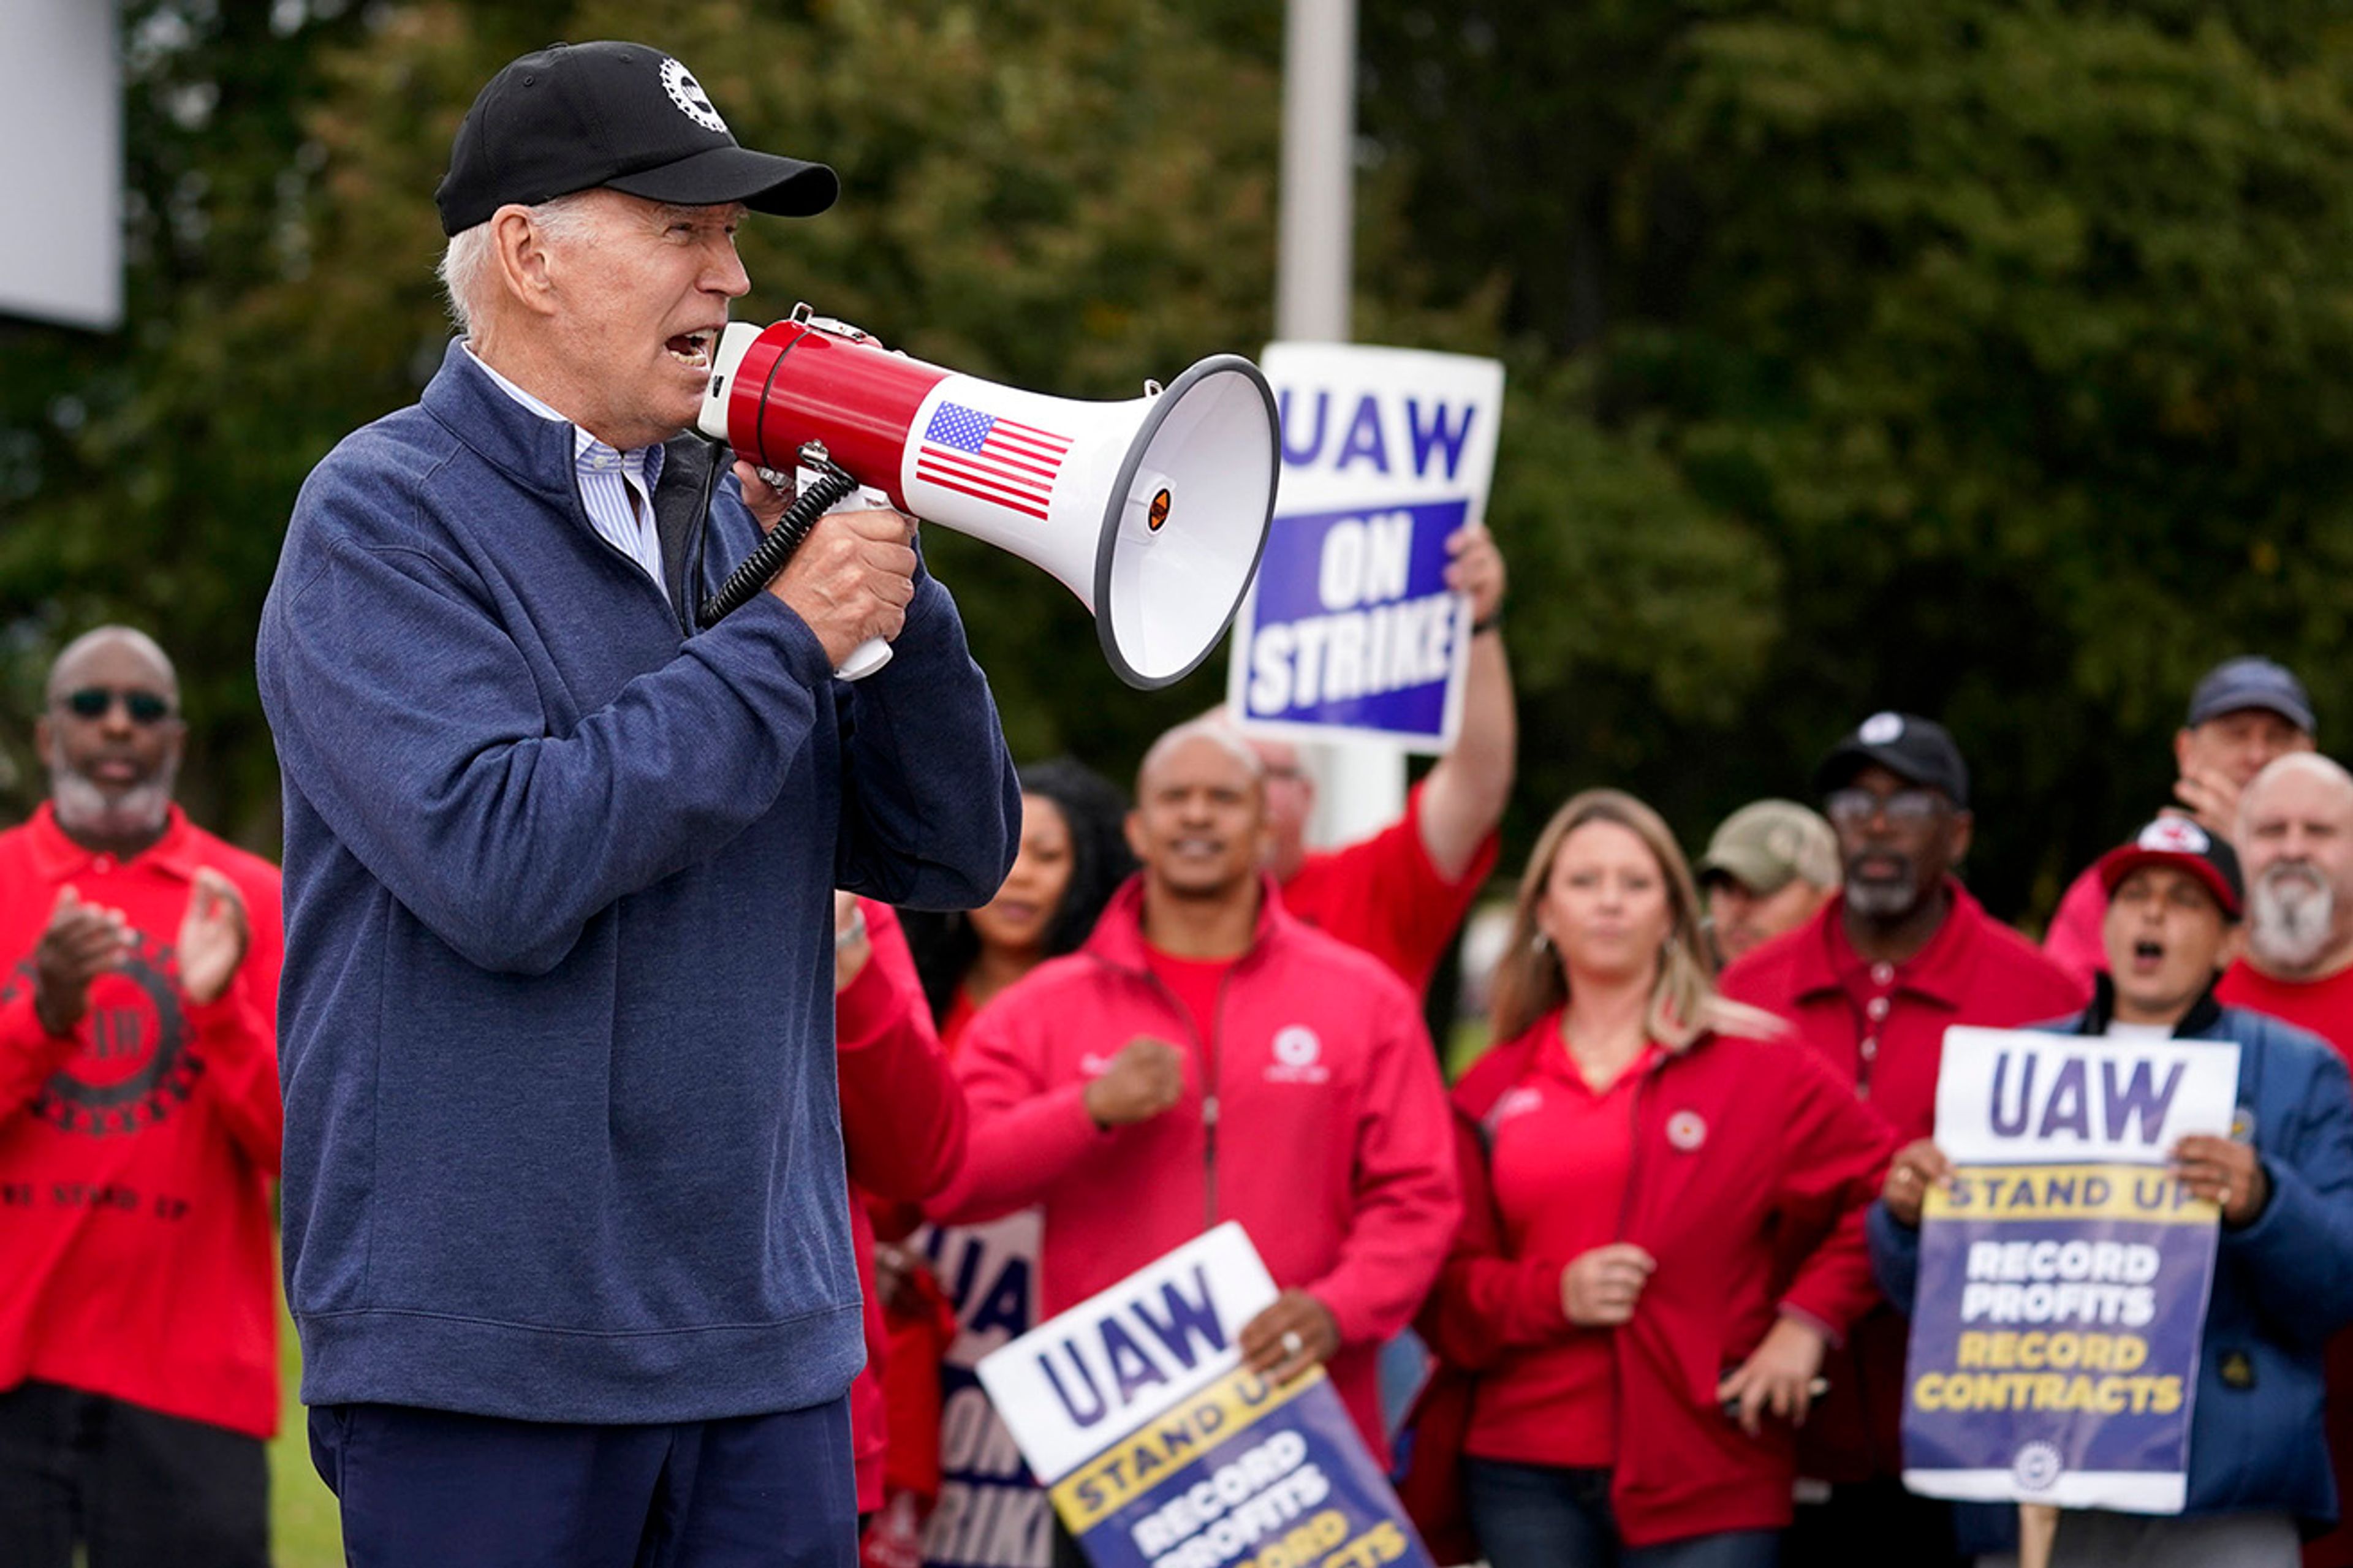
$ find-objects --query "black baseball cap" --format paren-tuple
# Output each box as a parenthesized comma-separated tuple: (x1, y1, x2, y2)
(1813, 711, 1970, 808)
(2095, 816, 2244, 919)
(435, 42, 839, 237)
(2185, 656, 2315, 734)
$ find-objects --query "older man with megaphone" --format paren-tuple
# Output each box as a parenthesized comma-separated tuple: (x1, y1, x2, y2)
(257, 40, 1032, 1564)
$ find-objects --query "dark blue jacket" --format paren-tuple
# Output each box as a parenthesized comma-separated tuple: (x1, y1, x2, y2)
(257, 342, 1019, 1423)
(1870, 985, 2353, 1529)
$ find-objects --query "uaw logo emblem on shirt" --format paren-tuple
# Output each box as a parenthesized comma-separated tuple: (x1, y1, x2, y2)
(1487, 1085, 1544, 1131)
(3, 931, 197, 1137)
(1263, 1025, 1331, 1085)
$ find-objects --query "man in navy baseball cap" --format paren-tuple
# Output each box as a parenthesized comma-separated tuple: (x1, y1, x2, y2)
(1720, 710, 2080, 1563)
(2042, 656, 2317, 993)
(434, 41, 838, 236)
(267, 37, 1020, 1568)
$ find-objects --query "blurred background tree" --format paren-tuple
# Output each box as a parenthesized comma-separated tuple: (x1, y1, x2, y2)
(1360, 0, 2353, 914)
(7, 0, 2353, 931)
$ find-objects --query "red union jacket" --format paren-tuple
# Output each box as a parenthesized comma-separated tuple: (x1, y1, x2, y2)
(0, 804, 284, 1439)
(1420, 1014, 1893, 1548)
(839, 898, 968, 1514)
(929, 875, 1460, 1466)
(1715, 883, 2083, 1484)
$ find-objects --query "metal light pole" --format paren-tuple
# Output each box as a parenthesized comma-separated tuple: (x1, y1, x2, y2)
(1275, 0, 1404, 847)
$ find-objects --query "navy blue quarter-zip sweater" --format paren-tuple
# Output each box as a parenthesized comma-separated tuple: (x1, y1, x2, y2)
(257, 341, 1018, 1423)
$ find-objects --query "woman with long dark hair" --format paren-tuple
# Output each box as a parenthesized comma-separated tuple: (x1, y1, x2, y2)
(1414, 789, 1892, 1567)
(900, 757, 1136, 1045)
(865, 759, 1134, 1568)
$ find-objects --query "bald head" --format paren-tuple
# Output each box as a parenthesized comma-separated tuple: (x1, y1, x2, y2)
(47, 626, 177, 708)
(1126, 721, 1267, 916)
(2238, 752, 2353, 979)
(1136, 719, 1264, 800)
(36, 626, 185, 858)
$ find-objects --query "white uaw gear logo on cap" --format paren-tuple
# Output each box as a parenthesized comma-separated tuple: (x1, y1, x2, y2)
(1859, 711, 1906, 745)
(660, 58, 729, 134)
(1666, 1109, 1708, 1151)
(2138, 818, 2211, 855)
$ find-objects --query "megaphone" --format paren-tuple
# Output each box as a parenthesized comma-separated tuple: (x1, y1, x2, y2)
(694, 305, 1279, 690)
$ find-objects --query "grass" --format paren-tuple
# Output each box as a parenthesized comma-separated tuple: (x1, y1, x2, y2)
(270, 1293, 343, 1567)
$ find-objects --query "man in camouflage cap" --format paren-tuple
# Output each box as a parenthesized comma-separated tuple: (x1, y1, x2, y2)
(1697, 798, 1839, 968)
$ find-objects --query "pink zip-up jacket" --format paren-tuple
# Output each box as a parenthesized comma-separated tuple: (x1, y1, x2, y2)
(928, 875, 1460, 1464)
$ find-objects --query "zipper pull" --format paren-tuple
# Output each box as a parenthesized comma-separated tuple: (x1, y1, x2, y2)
(1202, 1094, 1221, 1127)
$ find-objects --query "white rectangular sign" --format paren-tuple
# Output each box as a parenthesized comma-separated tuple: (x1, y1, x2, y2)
(1934, 1028, 2240, 1167)
(1225, 343, 1504, 753)
(0, 1, 121, 330)
(976, 1222, 1276, 1485)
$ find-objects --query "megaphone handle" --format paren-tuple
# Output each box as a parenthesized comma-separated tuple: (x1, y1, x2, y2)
(800, 468, 898, 683)
(835, 640, 893, 680)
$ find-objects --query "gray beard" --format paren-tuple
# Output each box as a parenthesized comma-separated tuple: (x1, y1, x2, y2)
(1844, 877, 1921, 920)
(48, 746, 175, 847)
(2249, 862, 2338, 974)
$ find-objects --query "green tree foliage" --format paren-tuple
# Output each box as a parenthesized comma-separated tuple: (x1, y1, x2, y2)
(1362, 0, 2353, 914)
(0, 0, 385, 841)
(9, 1, 2353, 928)
(0, 0, 1298, 838)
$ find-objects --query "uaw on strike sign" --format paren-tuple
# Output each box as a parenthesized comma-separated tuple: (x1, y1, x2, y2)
(978, 1224, 1433, 1568)
(1225, 345, 1504, 752)
(1902, 1027, 2240, 1513)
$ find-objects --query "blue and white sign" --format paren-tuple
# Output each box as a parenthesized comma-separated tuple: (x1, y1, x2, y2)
(919, 1211, 1053, 1568)
(979, 1225, 1435, 1568)
(1225, 346, 1506, 752)
(1901, 1028, 2239, 1513)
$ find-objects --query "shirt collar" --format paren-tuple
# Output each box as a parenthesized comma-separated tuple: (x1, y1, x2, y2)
(25, 801, 199, 883)
(2075, 971, 2225, 1039)
(1788, 878, 1988, 1007)
(463, 343, 665, 489)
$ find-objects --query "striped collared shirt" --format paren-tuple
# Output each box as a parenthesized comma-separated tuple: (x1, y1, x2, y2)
(464, 346, 669, 603)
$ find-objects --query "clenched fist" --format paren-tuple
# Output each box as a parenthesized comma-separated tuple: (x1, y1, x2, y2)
(1561, 1243, 1655, 1327)
(768, 503, 920, 666)
(1083, 1037, 1185, 1128)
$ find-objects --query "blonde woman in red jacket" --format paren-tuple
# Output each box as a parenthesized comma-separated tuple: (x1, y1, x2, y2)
(1421, 790, 1893, 1567)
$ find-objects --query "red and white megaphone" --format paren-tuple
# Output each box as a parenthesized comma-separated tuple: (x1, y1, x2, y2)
(695, 305, 1279, 690)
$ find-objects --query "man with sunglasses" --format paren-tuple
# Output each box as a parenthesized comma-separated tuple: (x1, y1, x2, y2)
(0, 626, 283, 1566)
(1718, 711, 2080, 1567)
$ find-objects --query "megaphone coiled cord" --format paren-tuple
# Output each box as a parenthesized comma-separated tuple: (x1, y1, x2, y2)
(698, 457, 862, 629)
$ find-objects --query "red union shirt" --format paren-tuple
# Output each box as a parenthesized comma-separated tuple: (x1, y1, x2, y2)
(1715, 882, 2081, 1485)
(2213, 958, 2353, 1568)
(2216, 960, 2353, 1071)
(0, 804, 284, 1438)
(1463, 1034, 1659, 1468)
(1280, 781, 1499, 999)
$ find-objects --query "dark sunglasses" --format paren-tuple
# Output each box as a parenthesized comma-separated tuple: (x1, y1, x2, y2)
(61, 687, 175, 725)
(1824, 786, 1946, 828)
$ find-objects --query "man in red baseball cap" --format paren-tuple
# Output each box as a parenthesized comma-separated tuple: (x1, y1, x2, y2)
(1876, 815, 2353, 1566)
